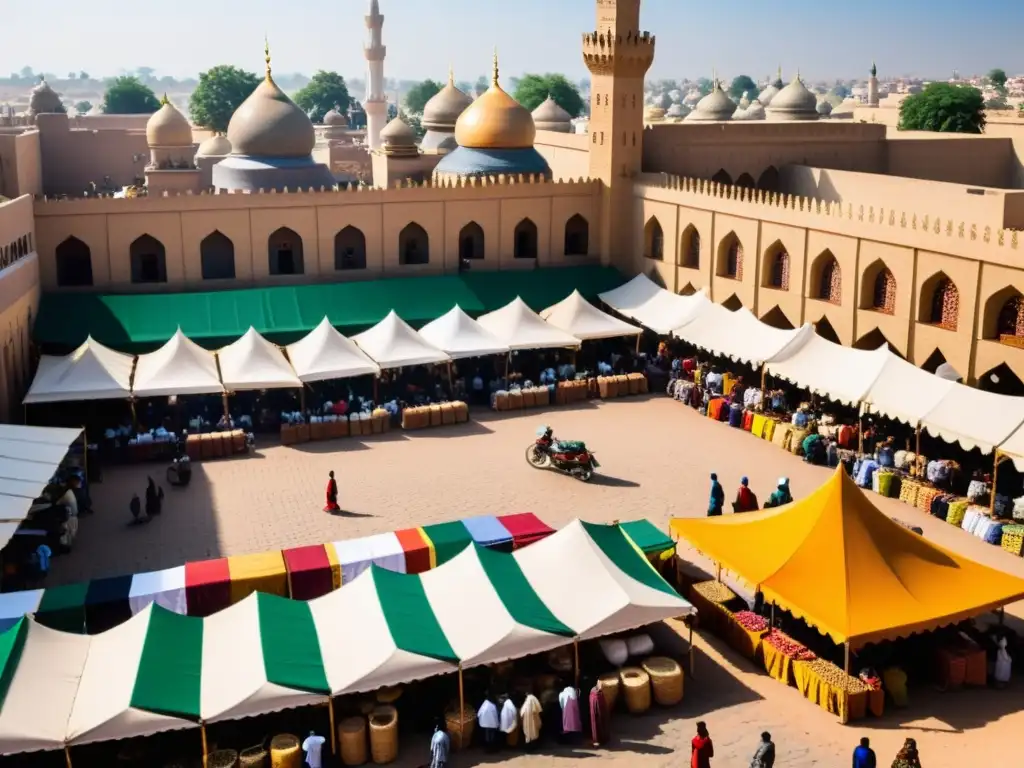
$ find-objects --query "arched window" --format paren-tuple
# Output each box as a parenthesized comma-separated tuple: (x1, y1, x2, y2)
(55, 236, 93, 287)
(997, 295, 1024, 339)
(679, 226, 700, 269)
(871, 268, 897, 314)
(268, 227, 304, 275)
(717, 234, 743, 279)
(200, 231, 235, 280)
(399, 222, 429, 265)
(814, 253, 841, 305)
(129, 234, 166, 284)
(644, 217, 664, 261)
(765, 244, 789, 290)
(334, 226, 367, 270)
(711, 169, 732, 185)
(927, 276, 959, 330)
(459, 222, 485, 261)
(564, 214, 589, 256)
(514, 218, 538, 259)
(736, 173, 755, 189)
(757, 166, 779, 192)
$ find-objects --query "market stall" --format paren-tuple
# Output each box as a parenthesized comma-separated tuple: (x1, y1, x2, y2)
(497, 512, 555, 549)
(132, 329, 224, 398)
(418, 305, 509, 360)
(540, 289, 642, 341)
(620, 519, 675, 557)
(352, 311, 450, 369)
(598, 273, 710, 335)
(216, 327, 301, 391)
(764, 334, 891, 407)
(83, 573, 134, 634)
(23, 336, 135, 405)
(283, 544, 341, 601)
(672, 304, 814, 367)
(34, 581, 88, 633)
(284, 316, 380, 383)
(476, 297, 581, 351)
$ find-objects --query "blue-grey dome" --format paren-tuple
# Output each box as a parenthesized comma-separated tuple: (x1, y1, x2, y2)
(433, 146, 552, 179)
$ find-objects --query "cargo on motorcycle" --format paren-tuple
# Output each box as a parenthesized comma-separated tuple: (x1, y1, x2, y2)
(526, 425, 600, 482)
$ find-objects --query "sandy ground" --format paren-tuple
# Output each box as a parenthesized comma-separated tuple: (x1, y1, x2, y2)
(54, 395, 1024, 767)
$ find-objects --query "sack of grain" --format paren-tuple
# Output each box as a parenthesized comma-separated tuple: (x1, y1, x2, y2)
(440, 402, 456, 425)
(534, 386, 550, 406)
(429, 404, 442, 427)
(521, 388, 536, 408)
(507, 390, 523, 409)
(598, 376, 612, 398)
(627, 373, 643, 395)
(493, 391, 509, 411)
(453, 401, 469, 423)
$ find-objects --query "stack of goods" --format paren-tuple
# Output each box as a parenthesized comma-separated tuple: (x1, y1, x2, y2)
(926, 459, 959, 490)
(598, 636, 629, 667)
(734, 611, 769, 633)
(898, 477, 922, 507)
(893, 450, 915, 472)
(789, 428, 808, 455)
(743, 410, 756, 432)
(187, 429, 249, 459)
(728, 402, 744, 428)
(803, 659, 873, 720)
(763, 630, 817, 661)
(945, 499, 969, 527)
(691, 580, 736, 603)
(338, 717, 368, 767)
(269, 734, 301, 768)
(761, 417, 778, 442)
(871, 468, 898, 498)
(762, 629, 815, 686)
(556, 378, 590, 405)
(915, 486, 941, 515)
(1000, 524, 1024, 556)
(927, 493, 959, 520)
(402, 401, 469, 429)
(727, 610, 770, 659)
(772, 422, 795, 452)
(641, 656, 684, 706)
(962, 506, 1004, 543)
(492, 386, 551, 410)
(707, 398, 728, 421)
(369, 705, 399, 764)
(619, 666, 652, 713)
(967, 477, 991, 505)
(688, 580, 737, 635)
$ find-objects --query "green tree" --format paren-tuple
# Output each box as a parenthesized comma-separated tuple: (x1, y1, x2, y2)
(293, 70, 351, 124)
(696, 77, 713, 97)
(188, 65, 260, 133)
(512, 74, 584, 117)
(101, 75, 160, 114)
(988, 68, 1008, 91)
(728, 75, 758, 100)
(74, 100, 93, 113)
(898, 83, 985, 134)
(404, 79, 442, 115)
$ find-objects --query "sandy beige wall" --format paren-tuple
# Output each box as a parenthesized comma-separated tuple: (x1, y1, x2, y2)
(0, 196, 41, 422)
(534, 131, 591, 181)
(885, 136, 1013, 187)
(36, 114, 150, 196)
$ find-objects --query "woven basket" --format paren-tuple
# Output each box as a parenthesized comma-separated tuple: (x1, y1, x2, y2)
(445, 704, 475, 751)
(376, 686, 403, 704)
(619, 667, 651, 714)
(208, 749, 239, 768)
(338, 716, 367, 766)
(269, 734, 301, 768)
(368, 705, 398, 764)
(597, 672, 620, 711)
(641, 656, 684, 706)
(238, 744, 268, 768)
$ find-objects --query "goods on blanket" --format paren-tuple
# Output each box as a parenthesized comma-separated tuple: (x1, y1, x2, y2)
(733, 610, 769, 632)
(807, 659, 872, 694)
(269, 734, 302, 768)
(968, 479, 990, 503)
(692, 580, 736, 604)
(369, 705, 399, 764)
(208, 750, 239, 768)
(599, 637, 629, 666)
(641, 656, 684, 706)
(764, 630, 817, 661)
(626, 633, 655, 657)
(1001, 525, 1024, 556)
(619, 666, 652, 714)
(598, 672, 620, 710)
(239, 744, 269, 768)
(339, 716, 368, 767)
(445, 704, 475, 751)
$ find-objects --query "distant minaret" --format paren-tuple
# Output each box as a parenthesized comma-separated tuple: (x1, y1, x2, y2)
(364, 0, 387, 150)
(868, 60, 879, 106)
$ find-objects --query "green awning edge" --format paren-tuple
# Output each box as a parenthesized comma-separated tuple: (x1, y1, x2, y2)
(619, 519, 675, 555)
(371, 565, 458, 663)
(581, 521, 679, 598)
(256, 592, 330, 694)
(130, 605, 204, 719)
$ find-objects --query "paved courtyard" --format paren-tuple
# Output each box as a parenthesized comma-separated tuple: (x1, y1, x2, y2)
(55, 395, 1024, 767)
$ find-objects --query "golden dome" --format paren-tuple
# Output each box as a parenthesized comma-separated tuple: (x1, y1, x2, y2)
(454, 52, 535, 150)
(146, 96, 194, 147)
(226, 41, 316, 158)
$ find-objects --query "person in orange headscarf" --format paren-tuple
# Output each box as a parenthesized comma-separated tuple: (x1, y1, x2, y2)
(323, 470, 340, 513)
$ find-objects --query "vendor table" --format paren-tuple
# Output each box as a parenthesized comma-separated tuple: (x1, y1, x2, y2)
(420, 521, 473, 566)
(35, 581, 88, 633)
(84, 574, 133, 633)
(128, 566, 187, 615)
(724, 618, 767, 661)
(761, 640, 796, 686)
(619, 519, 674, 556)
(185, 558, 231, 617)
(792, 659, 869, 722)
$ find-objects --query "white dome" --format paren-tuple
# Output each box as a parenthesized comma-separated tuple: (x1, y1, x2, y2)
(766, 75, 819, 121)
(196, 134, 232, 156)
(686, 83, 736, 121)
(146, 99, 193, 147)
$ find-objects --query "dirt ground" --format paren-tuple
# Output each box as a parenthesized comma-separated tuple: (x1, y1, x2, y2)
(55, 395, 1024, 767)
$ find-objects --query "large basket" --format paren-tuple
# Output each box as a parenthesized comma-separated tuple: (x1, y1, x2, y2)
(619, 666, 651, 714)
(597, 672, 620, 711)
(368, 705, 398, 764)
(445, 704, 475, 751)
(238, 744, 268, 768)
(641, 656, 684, 706)
(338, 716, 367, 766)
(269, 734, 301, 768)
(208, 749, 239, 768)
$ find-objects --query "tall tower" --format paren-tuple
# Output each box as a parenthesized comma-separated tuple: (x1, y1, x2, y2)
(364, 0, 388, 150)
(582, 0, 655, 271)
(868, 61, 879, 107)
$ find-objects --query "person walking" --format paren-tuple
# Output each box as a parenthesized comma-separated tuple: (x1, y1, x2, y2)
(323, 470, 340, 513)
(750, 731, 775, 768)
(708, 474, 725, 517)
(691, 721, 714, 768)
(890, 738, 921, 768)
(853, 737, 877, 768)
(733, 477, 759, 512)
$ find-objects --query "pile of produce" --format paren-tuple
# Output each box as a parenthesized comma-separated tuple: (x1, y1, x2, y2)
(733, 611, 769, 632)
(763, 630, 816, 661)
(1001, 524, 1024, 556)
(692, 581, 736, 604)
(808, 659, 872, 693)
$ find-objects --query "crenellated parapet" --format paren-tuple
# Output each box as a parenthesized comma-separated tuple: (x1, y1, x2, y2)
(582, 30, 655, 77)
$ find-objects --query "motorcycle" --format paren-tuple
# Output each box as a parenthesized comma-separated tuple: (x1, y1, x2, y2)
(525, 426, 600, 482)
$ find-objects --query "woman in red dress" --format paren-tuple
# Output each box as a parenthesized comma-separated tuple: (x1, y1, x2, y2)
(691, 721, 714, 768)
(324, 471, 340, 512)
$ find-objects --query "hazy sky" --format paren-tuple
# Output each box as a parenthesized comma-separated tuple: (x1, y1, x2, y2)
(4, 0, 1023, 84)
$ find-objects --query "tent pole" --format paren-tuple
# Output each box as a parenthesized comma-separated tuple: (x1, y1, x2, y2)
(688, 622, 695, 678)
(64, 746, 72, 768)
(573, 637, 580, 688)
(504, 352, 510, 381)
(1000, 606, 1006, 625)
(760, 363, 766, 392)
(446, 361, 454, 397)
(844, 642, 851, 674)
(201, 722, 208, 768)
(221, 392, 230, 421)
(915, 424, 921, 457)
(457, 663, 465, 749)
(327, 696, 337, 754)
(81, 428, 88, 479)
(991, 451, 1004, 514)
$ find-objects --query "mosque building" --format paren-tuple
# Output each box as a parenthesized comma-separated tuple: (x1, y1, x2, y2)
(0, 0, 1023, 417)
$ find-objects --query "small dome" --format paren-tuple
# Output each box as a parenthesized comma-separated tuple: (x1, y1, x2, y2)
(455, 55, 535, 150)
(532, 96, 572, 132)
(28, 79, 62, 115)
(146, 97, 193, 147)
(744, 100, 766, 120)
(767, 75, 819, 120)
(196, 134, 232, 156)
(87, 104, 103, 116)
(323, 108, 348, 126)
(816, 100, 833, 116)
(227, 52, 316, 158)
(423, 73, 472, 129)
(738, 91, 752, 109)
(758, 72, 784, 107)
(644, 105, 666, 122)
(686, 82, 736, 121)
(666, 103, 690, 119)
(379, 116, 418, 157)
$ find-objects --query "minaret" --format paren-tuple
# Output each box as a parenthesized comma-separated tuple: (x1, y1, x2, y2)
(364, 0, 388, 150)
(582, 0, 655, 271)
(868, 60, 879, 106)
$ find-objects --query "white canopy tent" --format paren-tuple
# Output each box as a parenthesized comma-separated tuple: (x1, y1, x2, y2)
(766, 335, 891, 406)
(863, 354, 956, 427)
(919, 386, 1024, 455)
(540, 290, 642, 341)
(514, 520, 694, 640)
(599, 273, 710, 335)
(476, 297, 581, 351)
(673, 305, 814, 367)
(352, 311, 450, 369)
(418, 305, 509, 360)
(285, 317, 380, 383)
(132, 329, 224, 397)
(23, 336, 134, 404)
(217, 327, 301, 391)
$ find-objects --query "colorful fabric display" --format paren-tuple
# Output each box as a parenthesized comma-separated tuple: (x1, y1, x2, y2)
(762, 418, 777, 441)
(792, 411, 809, 428)
(729, 403, 744, 428)
(946, 500, 968, 527)
(1001, 525, 1024, 556)
(751, 413, 767, 438)
(743, 410, 755, 432)
(855, 459, 879, 489)
(899, 479, 921, 507)
(743, 388, 763, 410)
(967, 480, 990, 503)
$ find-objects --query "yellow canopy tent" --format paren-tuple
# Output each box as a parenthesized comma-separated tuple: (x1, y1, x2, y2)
(670, 467, 1024, 650)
